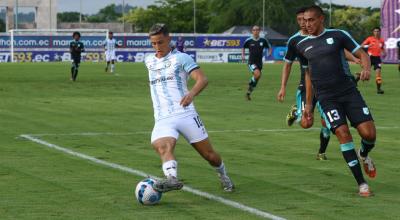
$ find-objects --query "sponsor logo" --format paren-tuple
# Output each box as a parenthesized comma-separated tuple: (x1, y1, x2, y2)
(305, 46, 313, 52)
(363, 107, 370, 115)
(150, 76, 175, 85)
(326, 38, 334, 44)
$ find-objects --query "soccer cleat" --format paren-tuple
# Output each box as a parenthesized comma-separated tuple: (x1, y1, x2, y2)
(218, 174, 235, 192)
(245, 92, 251, 101)
(153, 176, 183, 193)
(286, 105, 298, 126)
(358, 149, 377, 179)
(316, 153, 328, 160)
(358, 183, 372, 197)
(377, 89, 384, 94)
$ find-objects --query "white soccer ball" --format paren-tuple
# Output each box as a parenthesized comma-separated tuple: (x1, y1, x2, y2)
(135, 178, 162, 205)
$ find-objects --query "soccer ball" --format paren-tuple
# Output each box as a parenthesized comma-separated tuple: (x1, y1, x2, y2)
(135, 178, 162, 205)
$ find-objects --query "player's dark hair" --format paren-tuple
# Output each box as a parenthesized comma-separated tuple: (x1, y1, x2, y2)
(296, 7, 307, 15)
(149, 23, 169, 36)
(72, 31, 81, 38)
(373, 27, 381, 31)
(109, 31, 113, 35)
(305, 5, 325, 17)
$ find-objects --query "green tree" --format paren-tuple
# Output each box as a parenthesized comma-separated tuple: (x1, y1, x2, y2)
(331, 7, 380, 42)
(57, 12, 82, 22)
(87, 4, 122, 22)
(0, 19, 5, 32)
(123, 0, 210, 33)
(207, 0, 316, 34)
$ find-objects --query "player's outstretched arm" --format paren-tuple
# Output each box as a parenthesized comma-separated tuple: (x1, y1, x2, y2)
(241, 48, 246, 63)
(180, 68, 208, 107)
(277, 62, 293, 102)
(353, 49, 371, 81)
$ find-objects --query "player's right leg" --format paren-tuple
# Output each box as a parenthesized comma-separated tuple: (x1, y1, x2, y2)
(105, 52, 110, 72)
(151, 119, 183, 193)
(372, 57, 384, 94)
(72, 60, 80, 81)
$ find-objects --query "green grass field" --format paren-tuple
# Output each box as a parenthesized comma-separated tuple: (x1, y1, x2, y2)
(1, 62, 399, 220)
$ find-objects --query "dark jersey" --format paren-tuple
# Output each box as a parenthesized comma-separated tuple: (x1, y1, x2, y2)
(243, 37, 271, 65)
(296, 29, 360, 100)
(397, 41, 400, 59)
(284, 31, 307, 90)
(176, 39, 185, 52)
(70, 40, 85, 60)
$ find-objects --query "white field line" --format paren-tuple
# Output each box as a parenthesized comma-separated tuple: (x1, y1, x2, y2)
(20, 134, 286, 220)
(23, 126, 399, 137)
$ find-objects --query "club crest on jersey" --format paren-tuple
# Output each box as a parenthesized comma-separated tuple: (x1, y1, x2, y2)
(165, 61, 171, 68)
(326, 38, 334, 44)
(260, 42, 263, 46)
(363, 107, 370, 115)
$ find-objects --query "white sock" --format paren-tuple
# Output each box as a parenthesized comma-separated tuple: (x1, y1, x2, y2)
(162, 160, 178, 178)
(214, 161, 227, 176)
(111, 64, 115, 72)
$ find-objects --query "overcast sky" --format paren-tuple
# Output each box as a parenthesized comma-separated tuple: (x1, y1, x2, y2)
(58, 0, 381, 14)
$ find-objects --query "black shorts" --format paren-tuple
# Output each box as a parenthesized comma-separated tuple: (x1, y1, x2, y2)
(370, 56, 382, 70)
(318, 89, 373, 133)
(248, 62, 263, 72)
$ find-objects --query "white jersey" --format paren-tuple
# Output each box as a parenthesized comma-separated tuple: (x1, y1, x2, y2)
(104, 38, 117, 52)
(145, 49, 199, 121)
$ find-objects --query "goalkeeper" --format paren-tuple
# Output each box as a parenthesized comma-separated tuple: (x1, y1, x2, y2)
(69, 31, 85, 81)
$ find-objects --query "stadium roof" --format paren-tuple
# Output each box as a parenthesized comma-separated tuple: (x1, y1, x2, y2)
(223, 26, 288, 40)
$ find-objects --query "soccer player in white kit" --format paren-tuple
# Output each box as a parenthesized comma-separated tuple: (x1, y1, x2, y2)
(104, 32, 118, 73)
(145, 23, 234, 193)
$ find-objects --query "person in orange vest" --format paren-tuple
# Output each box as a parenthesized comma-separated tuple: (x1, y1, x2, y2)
(362, 27, 386, 94)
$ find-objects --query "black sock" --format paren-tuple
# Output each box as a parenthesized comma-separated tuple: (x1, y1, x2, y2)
(360, 139, 375, 158)
(319, 127, 330, 153)
(377, 83, 381, 90)
(73, 69, 78, 81)
(340, 142, 365, 185)
(247, 77, 257, 93)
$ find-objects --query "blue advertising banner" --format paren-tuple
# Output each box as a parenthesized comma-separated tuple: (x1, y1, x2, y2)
(0, 50, 196, 62)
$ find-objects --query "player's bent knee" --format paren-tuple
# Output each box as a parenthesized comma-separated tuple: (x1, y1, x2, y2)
(334, 125, 352, 142)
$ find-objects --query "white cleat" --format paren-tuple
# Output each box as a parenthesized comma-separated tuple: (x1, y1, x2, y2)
(358, 183, 372, 197)
(218, 174, 235, 192)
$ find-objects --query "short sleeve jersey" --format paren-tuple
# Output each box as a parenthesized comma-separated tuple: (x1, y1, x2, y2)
(243, 37, 271, 64)
(296, 29, 360, 99)
(362, 36, 385, 57)
(70, 40, 85, 60)
(104, 38, 118, 52)
(397, 41, 400, 58)
(284, 31, 308, 89)
(145, 50, 199, 121)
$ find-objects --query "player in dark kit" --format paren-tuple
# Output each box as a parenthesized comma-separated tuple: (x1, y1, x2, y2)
(242, 25, 272, 100)
(69, 32, 85, 81)
(398, 40, 400, 72)
(277, 7, 331, 160)
(298, 6, 377, 197)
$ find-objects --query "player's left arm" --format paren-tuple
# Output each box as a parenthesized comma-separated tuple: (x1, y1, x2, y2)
(180, 68, 208, 107)
(381, 39, 386, 57)
(341, 30, 370, 81)
(344, 49, 360, 64)
(302, 67, 314, 128)
(353, 49, 371, 81)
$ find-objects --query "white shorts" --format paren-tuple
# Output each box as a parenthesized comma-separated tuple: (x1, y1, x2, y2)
(105, 51, 116, 62)
(151, 113, 209, 144)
